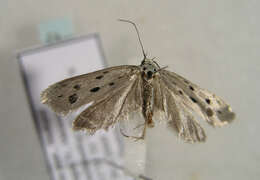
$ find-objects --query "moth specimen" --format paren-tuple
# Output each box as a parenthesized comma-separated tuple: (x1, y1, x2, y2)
(41, 19, 235, 143)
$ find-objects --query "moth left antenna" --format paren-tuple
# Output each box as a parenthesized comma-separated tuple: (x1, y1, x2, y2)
(118, 19, 146, 59)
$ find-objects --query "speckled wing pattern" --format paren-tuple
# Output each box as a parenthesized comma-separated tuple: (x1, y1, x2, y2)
(41, 64, 235, 143)
(41, 65, 139, 115)
(73, 75, 144, 134)
(153, 70, 235, 142)
(41, 65, 144, 134)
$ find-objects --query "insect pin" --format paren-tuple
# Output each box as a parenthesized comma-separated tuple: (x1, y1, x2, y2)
(41, 19, 235, 143)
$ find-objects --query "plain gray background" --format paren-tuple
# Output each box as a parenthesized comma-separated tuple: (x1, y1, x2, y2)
(0, 1, 259, 180)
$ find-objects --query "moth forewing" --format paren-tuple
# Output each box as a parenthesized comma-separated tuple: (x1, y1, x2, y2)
(159, 76, 206, 143)
(72, 73, 139, 133)
(117, 76, 145, 138)
(40, 65, 140, 115)
(160, 70, 235, 127)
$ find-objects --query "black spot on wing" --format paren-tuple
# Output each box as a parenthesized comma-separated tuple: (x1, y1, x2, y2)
(69, 94, 78, 104)
(58, 95, 63, 98)
(189, 86, 195, 91)
(178, 90, 183, 95)
(189, 96, 197, 103)
(96, 75, 103, 79)
(90, 87, 100, 92)
(73, 84, 80, 90)
(103, 71, 109, 74)
(109, 82, 115, 86)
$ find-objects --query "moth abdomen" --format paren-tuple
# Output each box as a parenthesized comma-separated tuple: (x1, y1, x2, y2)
(141, 78, 155, 128)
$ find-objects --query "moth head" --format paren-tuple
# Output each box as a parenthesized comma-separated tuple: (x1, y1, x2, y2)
(141, 58, 160, 80)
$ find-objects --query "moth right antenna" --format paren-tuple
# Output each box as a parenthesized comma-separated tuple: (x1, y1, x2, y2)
(118, 19, 146, 59)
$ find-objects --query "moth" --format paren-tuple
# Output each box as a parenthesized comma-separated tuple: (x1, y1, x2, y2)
(41, 19, 235, 143)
